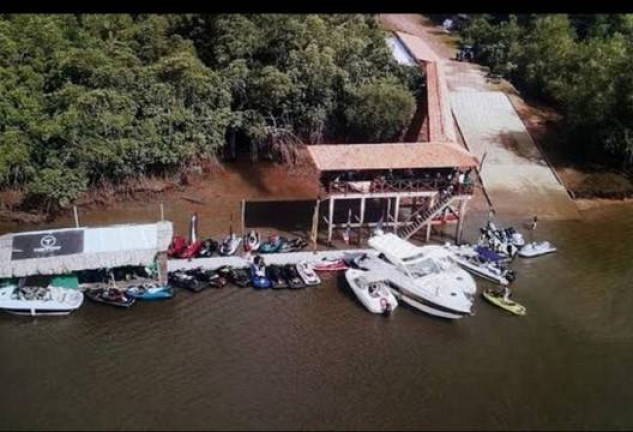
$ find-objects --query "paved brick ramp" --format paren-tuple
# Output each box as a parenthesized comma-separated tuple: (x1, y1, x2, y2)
(451, 91, 580, 219)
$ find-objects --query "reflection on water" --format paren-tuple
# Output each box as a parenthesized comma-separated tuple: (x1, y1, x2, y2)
(1, 192, 633, 429)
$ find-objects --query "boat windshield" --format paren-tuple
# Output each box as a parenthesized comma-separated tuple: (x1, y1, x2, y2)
(405, 258, 442, 277)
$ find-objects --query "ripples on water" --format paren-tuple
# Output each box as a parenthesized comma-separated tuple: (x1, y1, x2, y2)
(1, 205, 633, 430)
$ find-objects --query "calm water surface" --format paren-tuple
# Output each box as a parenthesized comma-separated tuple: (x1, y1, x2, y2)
(1, 202, 633, 430)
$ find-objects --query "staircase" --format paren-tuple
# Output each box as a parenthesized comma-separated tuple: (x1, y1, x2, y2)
(398, 193, 457, 240)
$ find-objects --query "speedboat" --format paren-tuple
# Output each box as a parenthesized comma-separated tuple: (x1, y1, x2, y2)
(345, 268, 398, 315)
(219, 232, 242, 256)
(126, 283, 174, 300)
(250, 262, 271, 289)
(363, 233, 476, 319)
(445, 243, 515, 285)
(281, 264, 305, 289)
(86, 288, 136, 308)
(518, 241, 557, 258)
(296, 262, 321, 286)
(267, 265, 289, 289)
(369, 234, 477, 297)
(259, 235, 284, 254)
(243, 230, 261, 252)
(482, 288, 526, 315)
(312, 258, 348, 272)
(0, 285, 84, 316)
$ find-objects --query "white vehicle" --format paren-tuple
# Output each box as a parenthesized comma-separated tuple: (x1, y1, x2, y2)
(444, 244, 514, 285)
(361, 233, 476, 319)
(345, 268, 398, 315)
(518, 241, 557, 258)
(296, 262, 321, 286)
(0, 285, 84, 316)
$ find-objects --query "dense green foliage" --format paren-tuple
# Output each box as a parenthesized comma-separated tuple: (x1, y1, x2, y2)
(0, 14, 420, 211)
(449, 14, 633, 169)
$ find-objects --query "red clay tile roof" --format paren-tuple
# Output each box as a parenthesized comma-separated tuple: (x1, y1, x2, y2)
(307, 142, 478, 172)
(395, 31, 457, 144)
(425, 62, 457, 143)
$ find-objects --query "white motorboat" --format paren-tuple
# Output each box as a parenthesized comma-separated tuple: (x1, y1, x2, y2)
(360, 233, 476, 319)
(219, 232, 242, 256)
(369, 234, 477, 296)
(444, 244, 514, 285)
(519, 241, 557, 258)
(296, 262, 321, 286)
(345, 268, 398, 315)
(0, 285, 84, 316)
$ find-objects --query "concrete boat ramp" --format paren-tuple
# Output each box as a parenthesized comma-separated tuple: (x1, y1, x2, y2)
(168, 249, 374, 272)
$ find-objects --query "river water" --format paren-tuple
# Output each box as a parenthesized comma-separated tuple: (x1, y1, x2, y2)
(1, 171, 633, 430)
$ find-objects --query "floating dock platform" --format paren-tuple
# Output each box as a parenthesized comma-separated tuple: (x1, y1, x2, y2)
(168, 249, 374, 272)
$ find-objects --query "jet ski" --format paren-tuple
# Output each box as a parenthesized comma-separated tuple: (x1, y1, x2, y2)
(267, 264, 289, 289)
(187, 267, 228, 288)
(281, 264, 305, 289)
(216, 265, 251, 288)
(243, 230, 261, 253)
(197, 238, 219, 257)
(86, 288, 136, 308)
(518, 241, 557, 258)
(250, 256, 271, 289)
(219, 230, 242, 256)
(296, 262, 321, 286)
(259, 235, 284, 254)
(278, 237, 308, 253)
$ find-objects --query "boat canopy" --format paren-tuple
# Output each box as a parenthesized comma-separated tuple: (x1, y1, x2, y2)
(474, 245, 503, 262)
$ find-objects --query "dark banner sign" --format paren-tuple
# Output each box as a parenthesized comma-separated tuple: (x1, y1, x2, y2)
(11, 230, 84, 260)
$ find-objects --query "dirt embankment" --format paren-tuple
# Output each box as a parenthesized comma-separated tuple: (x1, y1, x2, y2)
(0, 149, 321, 227)
(509, 94, 633, 201)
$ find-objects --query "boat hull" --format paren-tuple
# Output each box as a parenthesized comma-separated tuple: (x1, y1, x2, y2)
(390, 287, 470, 319)
(0, 287, 84, 317)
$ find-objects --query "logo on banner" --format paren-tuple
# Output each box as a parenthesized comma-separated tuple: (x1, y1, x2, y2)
(33, 234, 62, 253)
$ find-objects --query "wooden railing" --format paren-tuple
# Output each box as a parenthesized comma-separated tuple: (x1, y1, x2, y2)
(327, 178, 475, 195)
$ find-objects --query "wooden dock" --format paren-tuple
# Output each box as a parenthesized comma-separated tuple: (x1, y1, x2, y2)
(168, 249, 373, 272)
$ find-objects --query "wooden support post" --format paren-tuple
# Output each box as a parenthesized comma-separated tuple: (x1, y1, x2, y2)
(386, 198, 392, 232)
(327, 197, 335, 246)
(358, 197, 366, 245)
(394, 196, 401, 234)
(73, 205, 79, 228)
(240, 199, 246, 233)
(456, 199, 468, 245)
(160, 203, 165, 222)
(311, 199, 320, 251)
(426, 195, 435, 243)
(157, 252, 168, 284)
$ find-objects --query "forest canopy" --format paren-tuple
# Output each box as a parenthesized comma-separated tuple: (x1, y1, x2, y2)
(441, 13, 633, 170)
(0, 14, 420, 211)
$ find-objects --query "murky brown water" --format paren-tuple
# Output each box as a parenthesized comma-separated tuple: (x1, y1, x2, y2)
(2, 169, 633, 430)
